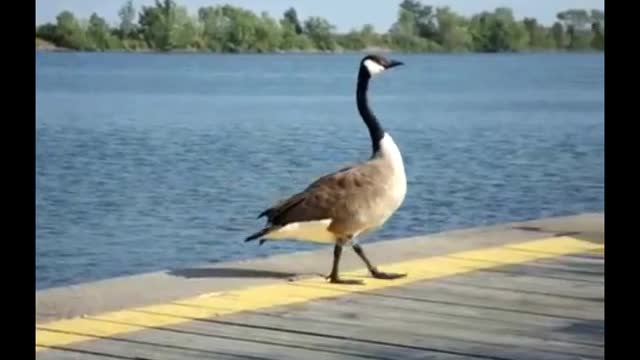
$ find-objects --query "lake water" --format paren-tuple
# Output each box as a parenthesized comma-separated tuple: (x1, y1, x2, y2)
(35, 52, 604, 290)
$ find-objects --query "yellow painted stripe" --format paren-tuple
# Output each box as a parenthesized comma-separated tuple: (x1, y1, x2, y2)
(36, 236, 602, 352)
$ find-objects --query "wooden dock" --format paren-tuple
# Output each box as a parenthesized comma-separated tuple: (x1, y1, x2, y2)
(36, 213, 604, 360)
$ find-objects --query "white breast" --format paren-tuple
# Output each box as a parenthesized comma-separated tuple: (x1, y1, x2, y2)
(379, 133, 407, 201)
(371, 133, 407, 225)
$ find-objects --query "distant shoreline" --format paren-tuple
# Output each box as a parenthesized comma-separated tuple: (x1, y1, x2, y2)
(36, 3, 604, 57)
(35, 47, 602, 56)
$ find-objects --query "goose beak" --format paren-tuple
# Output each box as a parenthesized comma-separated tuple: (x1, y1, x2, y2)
(387, 60, 404, 69)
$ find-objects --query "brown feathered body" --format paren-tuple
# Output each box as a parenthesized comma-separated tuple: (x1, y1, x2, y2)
(247, 134, 406, 245)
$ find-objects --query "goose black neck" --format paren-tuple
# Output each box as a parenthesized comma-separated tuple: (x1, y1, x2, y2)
(357, 68, 385, 154)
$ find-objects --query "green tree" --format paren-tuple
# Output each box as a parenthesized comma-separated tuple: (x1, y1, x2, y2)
(279, 23, 312, 50)
(591, 22, 604, 50)
(118, 0, 137, 38)
(469, 12, 497, 51)
(336, 24, 384, 51)
(222, 6, 255, 51)
(398, 0, 438, 40)
(279, 7, 312, 50)
(486, 19, 510, 51)
(590, 9, 604, 28)
(557, 9, 592, 50)
(389, 5, 440, 51)
(522, 18, 553, 49)
(494, 8, 529, 51)
(590, 9, 604, 50)
(55, 11, 90, 50)
(172, 6, 201, 49)
(253, 12, 281, 52)
(469, 8, 528, 52)
(303, 16, 336, 51)
(114, 0, 147, 50)
(435, 7, 472, 51)
(390, 8, 417, 37)
(34, 2, 603, 54)
(359, 24, 379, 45)
(387, 32, 440, 52)
(337, 29, 366, 50)
(136, 0, 200, 51)
(551, 22, 565, 49)
(508, 21, 529, 51)
(557, 10, 591, 31)
(282, 7, 303, 35)
(225, 6, 264, 52)
(87, 13, 113, 50)
(138, 0, 181, 50)
(198, 6, 227, 51)
(568, 27, 591, 50)
(198, 5, 284, 52)
(36, 23, 60, 45)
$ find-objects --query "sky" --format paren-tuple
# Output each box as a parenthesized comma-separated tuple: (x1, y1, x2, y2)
(35, 0, 605, 33)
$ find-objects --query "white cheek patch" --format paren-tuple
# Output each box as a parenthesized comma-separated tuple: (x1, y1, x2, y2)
(363, 59, 385, 76)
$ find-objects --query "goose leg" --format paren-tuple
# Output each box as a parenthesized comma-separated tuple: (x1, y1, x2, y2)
(352, 244, 406, 280)
(326, 244, 364, 285)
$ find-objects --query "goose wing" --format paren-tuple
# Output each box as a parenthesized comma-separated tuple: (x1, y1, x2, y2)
(258, 163, 385, 229)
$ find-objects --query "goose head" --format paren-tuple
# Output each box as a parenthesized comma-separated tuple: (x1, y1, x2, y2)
(360, 54, 404, 78)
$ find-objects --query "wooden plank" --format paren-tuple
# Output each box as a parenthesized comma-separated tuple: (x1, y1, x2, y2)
(36, 236, 602, 353)
(380, 281, 602, 320)
(432, 268, 603, 301)
(439, 254, 604, 284)
(37, 269, 604, 360)
(35, 237, 603, 360)
(285, 278, 601, 325)
(156, 258, 603, 360)
(39, 323, 459, 360)
(174, 302, 602, 360)
(36, 345, 165, 360)
(508, 255, 603, 276)
(160, 254, 599, 359)
(248, 290, 604, 348)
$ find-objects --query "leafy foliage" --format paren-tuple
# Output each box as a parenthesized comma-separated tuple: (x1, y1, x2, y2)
(35, 1, 604, 53)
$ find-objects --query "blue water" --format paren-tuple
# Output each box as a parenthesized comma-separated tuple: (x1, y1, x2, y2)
(36, 52, 604, 290)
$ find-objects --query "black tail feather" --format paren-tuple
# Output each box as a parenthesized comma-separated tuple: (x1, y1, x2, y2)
(256, 196, 305, 222)
(257, 209, 271, 219)
(245, 227, 275, 243)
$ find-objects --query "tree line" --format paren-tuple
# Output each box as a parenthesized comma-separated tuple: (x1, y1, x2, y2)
(35, 0, 604, 53)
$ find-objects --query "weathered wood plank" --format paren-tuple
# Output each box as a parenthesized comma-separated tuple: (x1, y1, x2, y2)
(247, 290, 604, 348)
(36, 345, 166, 360)
(35, 216, 604, 360)
(175, 309, 602, 360)
(432, 269, 603, 301)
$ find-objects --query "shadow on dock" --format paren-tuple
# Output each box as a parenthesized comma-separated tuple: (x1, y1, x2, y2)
(167, 267, 296, 279)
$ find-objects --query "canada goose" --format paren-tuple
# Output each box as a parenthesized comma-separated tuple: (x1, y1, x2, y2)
(246, 54, 407, 284)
